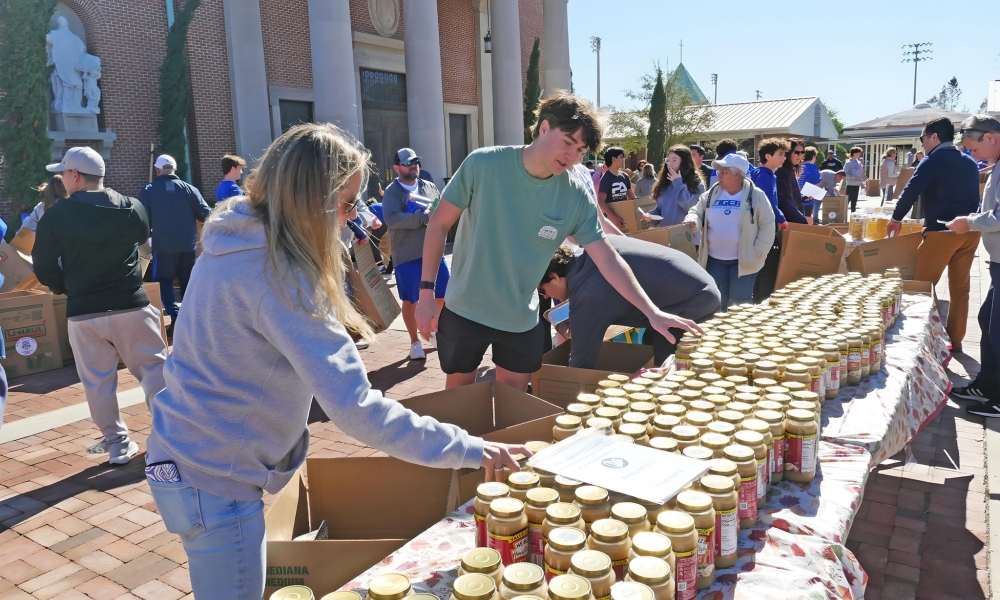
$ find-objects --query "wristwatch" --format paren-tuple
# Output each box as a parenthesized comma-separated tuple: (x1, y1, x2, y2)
(418, 281, 436, 291)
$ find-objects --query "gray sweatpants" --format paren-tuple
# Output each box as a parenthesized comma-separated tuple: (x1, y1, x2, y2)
(68, 305, 167, 454)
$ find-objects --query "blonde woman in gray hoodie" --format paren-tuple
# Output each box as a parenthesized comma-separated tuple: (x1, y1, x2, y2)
(145, 123, 528, 599)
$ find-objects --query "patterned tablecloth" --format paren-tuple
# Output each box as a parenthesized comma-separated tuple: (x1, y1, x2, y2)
(342, 293, 949, 600)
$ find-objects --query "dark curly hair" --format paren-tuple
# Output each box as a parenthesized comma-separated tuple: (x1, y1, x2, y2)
(540, 245, 576, 286)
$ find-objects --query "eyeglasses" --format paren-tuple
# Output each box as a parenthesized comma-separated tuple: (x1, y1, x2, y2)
(792, 150, 805, 155)
(398, 159, 420, 167)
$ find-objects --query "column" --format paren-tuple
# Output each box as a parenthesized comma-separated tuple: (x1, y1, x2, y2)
(222, 0, 272, 163)
(490, 0, 523, 146)
(308, 0, 361, 138)
(402, 0, 447, 181)
(473, 0, 494, 146)
(542, 0, 571, 97)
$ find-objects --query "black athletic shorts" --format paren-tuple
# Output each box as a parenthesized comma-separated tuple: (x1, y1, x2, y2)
(437, 306, 546, 375)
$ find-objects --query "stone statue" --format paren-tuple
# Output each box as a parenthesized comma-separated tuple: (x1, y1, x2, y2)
(46, 16, 93, 114)
(77, 53, 101, 114)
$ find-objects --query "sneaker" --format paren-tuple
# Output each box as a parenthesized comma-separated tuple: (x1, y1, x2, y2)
(409, 342, 426, 360)
(355, 340, 370, 350)
(966, 401, 1000, 418)
(951, 383, 993, 402)
(109, 441, 139, 465)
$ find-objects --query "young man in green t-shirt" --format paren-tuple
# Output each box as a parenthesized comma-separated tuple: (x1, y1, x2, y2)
(415, 92, 702, 390)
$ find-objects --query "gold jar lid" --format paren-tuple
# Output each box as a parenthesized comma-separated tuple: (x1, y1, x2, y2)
(707, 457, 738, 477)
(648, 437, 678, 452)
(595, 406, 622, 421)
(741, 419, 770, 436)
(602, 388, 628, 400)
(621, 383, 646, 395)
(647, 386, 673, 397)
(619, 423, 648, 440)
(697, 372, 723, 384)
(630, 376, 652, 387)
(700, 432, 730, 449)
(611, 434, 635, 444)
(764, 393, 791, 405)
(454, 574, 497, 600)
(598, 380, 622, 389)
(631, 530, 672, 557)
(704, 394, 731, 409)
(681, 446, 713, 461)
(603, 396, 630, 411)
(640, 371, 663, 381)
(675, 490, 713, 513)
(656, 394, 684, 405)
(525, 487, 560, 507)
(753, 377, 778, 388)
(685, 411, 713, 427)
(461, 548, 502, 573)
(691, 358, 714, 370)
(733, 391, 759, 404)
(508, 471, 540, 490)
(726, 401, 755, 416)
(754, 360, 778, 371)
(665, 373, 689, 383)
(586, 417, 614, 429)
(548, 575, 592, 600)
(783, 381, 808, 393)
(610, 501, 647, 525)
(785, 364, 809, 375)
(547, 526, 588, 551)
(570, 549, 613, 577)
(368, 574, 412, 600)
(577, 393, 602, 407)
(656, 510, 695, 534)
(786, 408, 816, 423)
(725, 375, 750, 387)
(490, 497, 525, 518)
(717, 410, 745, 425)
(733, 430, 764, 448)
(658, 404, 687, 419)
(765, 354, 787, 366)
(272, 587, 315, 600)
(476, 482, 510, 502)
(723, 357, 746, 369)
(723, 444, 755, 462)
(688, 400, 716, 414)
(321, 592, 363, 600)
(701, 385, 726, 397)
(789, 400, 816, 412)
(525, 441, 551, 454)
(755, 410, 784, 425)
(575, 485, 609, 505)
(502, 563, 544, 591)
(610, 582, 654, 600)
(797, 357, 821, 369)
(763, 385, 789, 395)
(590, 518, 629, 542)
(608, 374, 631, 383)
(555, 415, 583, 429)
(756, 401, 783, 413)
(670, 425, 700, 441)
(546, 502, 583, 523)
(555, 475, 583, 490)
(791, 390, 820, 403)
(652, 413, 680, 429)
(566, 403, 593, 419)
(622, 412, 651, 426)
(627, 556, 672, 585)
(699, 474, 735, 494)
(677, 390, 702, 403)
(630, 401, 657, 415)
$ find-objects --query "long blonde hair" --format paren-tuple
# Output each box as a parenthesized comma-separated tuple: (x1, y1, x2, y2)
(243, 123, 374, 339)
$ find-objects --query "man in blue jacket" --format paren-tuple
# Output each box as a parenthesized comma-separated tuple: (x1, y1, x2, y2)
(139, 155, 211, 330)
(888, 117, 982, 350)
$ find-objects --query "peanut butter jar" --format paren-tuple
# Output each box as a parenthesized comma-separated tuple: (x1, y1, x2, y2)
(629, 530, 675, 574)
(625, 556, 674, 600)
(739, 421, 773, 495)
(544, 527, 588, 581)
(555, 477, 585, 503)
(587, 518, 632, 580)
(698, 475, 738, 569)
(611, 502, 651, 538)
(650, 415, 679, 439)
(619, 423, 650, 446)
(654, 512, 697, 600)
(699, 433, 730, 458)
(648, 437, 678, 454)
(566, 404, 594, 420)
(723, 445, 757, 529)
(575, 486, 612, 533)
(366, 574, 414, 600)
(784, 409, 818, 482)
(754, 409, 785, 483)
(577, 394, 603, 410)
(500, 563, 547, 600)
(609, 582, 653, 600)
(526, 488, 561, 567)
(707, 458, 741, 495)
(476, 483, 511, 547)
(488, 498, 530, 565)
(680, 445, 713, 463)
(509, 472, 541, 502)
(547, 574, 594, 600)
(544, 503, 586, 545)
(453, 574, 499, 600)
(460, 548, 505, 588)
(553, 415, 582, 443)
(569, 551, 615, 600)
(674, 491, 715, 590)
(669, 425, 700, 451)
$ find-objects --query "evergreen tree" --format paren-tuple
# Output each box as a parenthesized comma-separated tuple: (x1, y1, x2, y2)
(0, 0, 59, 215)
(646, 68, 667, 169)
(158, 0, 200, 181)
(523, 38, 541, 144)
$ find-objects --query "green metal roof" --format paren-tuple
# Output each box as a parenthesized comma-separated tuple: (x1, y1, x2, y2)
(671, 63, 708, 104)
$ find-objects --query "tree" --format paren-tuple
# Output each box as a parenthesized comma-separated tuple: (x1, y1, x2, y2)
(927, 76, 963, 111)
(0, 0, 59, 215)
(523, 38, 541, 144)
(646, 69, 667, 168)
(824, 104, 845, 137)
(158, 0, 200, 182)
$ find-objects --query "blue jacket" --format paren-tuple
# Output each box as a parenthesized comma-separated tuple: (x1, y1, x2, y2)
(750, 167, 786, 225)
(892, 143, 981, 231)
(797, 163, 821, 207)
(139, 174, 211, 253)
(649, 179, 704, 226)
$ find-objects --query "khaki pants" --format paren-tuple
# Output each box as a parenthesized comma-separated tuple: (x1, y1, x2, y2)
(915, 230, 981, 347)
(68, 305, 168, 453)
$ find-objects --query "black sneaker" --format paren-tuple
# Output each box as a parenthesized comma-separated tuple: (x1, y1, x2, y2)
(966, 401, 1000, 418)
(951, 383, 993, 402)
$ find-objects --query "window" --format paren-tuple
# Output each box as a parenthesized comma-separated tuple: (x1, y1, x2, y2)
(278, 100, 313, 133)
(449, 114, 470, 174)
(360, 69, 407, 106)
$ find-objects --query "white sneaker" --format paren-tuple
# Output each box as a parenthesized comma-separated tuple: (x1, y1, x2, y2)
(409, 342, 426, 360)
(109, 441, 139, 465)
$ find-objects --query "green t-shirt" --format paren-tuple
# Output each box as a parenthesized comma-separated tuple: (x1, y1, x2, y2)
(442, 146, 605, 332)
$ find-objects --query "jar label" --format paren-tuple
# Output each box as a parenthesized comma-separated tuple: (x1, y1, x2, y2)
(756, 458, 767, 499)
(528, 522, 544, 567)
(773, 435, 785, 474)
(716, 507, 738, 557)
(738, 476, 757, 520)
(488, 526, 529, 565)
(829, 364, 840, 391)
(872, 341, 883, 371)
(767, 444, 775, 480)
(786, 432, 817, 475)
(675, 359, 690, 371)
(848, 350, 862, 378)
(611, 557, 629, 581)
(544, 562, 566, 583)
(839, 353, 848, 382)
(809, 374, 821, 396)
(475, 513, 487, 548)
(696, 525, 716, 576)
(674, 551, 697, 600)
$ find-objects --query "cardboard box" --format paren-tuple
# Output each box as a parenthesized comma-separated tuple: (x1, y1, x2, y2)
(821, 196, 849, 224)
(143, 282, 169, 347)
(0, 242, 39, 293)
(866, 179, 881, 196)
(10, 227, 35, 255)
(532, 341, 655, 408)
(629, 224, 698, 260)
(846, 233, 922, 280)
(347, 239, 401, 332)
(0, 290, 64, 378)
(608, 199, 658, 234)
(894, 168, 914, 199)
(775, 223, 847, 289)
(902, 279, 935, 300)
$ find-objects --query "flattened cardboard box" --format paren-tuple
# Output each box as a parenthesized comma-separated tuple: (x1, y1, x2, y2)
(263, 381, 561, 596)
(775, 223, 846, 289)
(894, 168, 914, 199)
(348, 239, 401, 332)
(0, 290, 63, 378)
(532, 340, 654, 409)
(9, 227, 35, 255)
(629, 224, 698, 261)
(846, 233, 921, 280)
(0, 242, 38, 293)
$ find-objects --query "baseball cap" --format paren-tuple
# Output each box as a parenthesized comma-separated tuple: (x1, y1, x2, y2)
(394, 148, 421, 166)
(711, 153, 751, 176)
(46, 146, 105, 177)
(154, 154, 177, 169)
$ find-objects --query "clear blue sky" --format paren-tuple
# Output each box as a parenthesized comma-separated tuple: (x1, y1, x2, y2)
(566, 0, 996, 127)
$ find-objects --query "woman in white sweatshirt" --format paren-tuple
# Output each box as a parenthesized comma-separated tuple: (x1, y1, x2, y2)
(146, 123, 527, 599)
(879, 148, 898, 206)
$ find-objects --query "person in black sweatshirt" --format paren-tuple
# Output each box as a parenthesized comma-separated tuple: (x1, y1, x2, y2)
(33, 147, 168, 465)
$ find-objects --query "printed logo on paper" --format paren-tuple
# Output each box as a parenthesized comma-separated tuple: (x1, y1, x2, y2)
(601, 457, 628, 469)
(15, 337, 36, 356)
(538, 226, 558, 240)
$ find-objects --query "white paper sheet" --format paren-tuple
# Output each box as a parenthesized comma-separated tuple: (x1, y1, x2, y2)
(801, 182, 828, 201)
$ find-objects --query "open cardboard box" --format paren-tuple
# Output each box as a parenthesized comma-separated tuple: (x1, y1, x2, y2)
(846, 233, 921, 280)
(608, 198, 657, 234)
(901, 280, 936, 301)
(0, 242, 39, 293)
(775, 223, 847, 289)
(531, 340, 654, 409)
(629, 224, 698, 260)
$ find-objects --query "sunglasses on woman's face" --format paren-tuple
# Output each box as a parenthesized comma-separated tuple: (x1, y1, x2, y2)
(793, 150, 805, 155)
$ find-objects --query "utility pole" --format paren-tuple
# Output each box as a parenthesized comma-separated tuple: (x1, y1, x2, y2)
(902, 43, 933, 105)
(710, 73, 718, 104)
(755, 90, 762, 101)
(679, 39, 683, 64)
(590, 36, 601, 107)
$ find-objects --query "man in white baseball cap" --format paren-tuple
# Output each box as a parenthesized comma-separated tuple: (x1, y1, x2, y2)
(33, 147, 168, 465)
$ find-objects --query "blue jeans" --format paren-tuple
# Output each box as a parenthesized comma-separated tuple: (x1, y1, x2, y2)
(148, 480, 265, 599)
(976, 262, 1000, 389)
(705, 256, 757, 310)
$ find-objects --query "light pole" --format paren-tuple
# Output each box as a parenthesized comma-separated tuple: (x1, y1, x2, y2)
(755, 90, 762, 101)
(710, 73, 718, 104)
(590, 36, 601, 107)
(902, 43, 933, 105)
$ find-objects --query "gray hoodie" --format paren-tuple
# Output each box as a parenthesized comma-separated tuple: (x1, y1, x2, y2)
(146, 199, 484, 501)
(967, 168, 1000, 260)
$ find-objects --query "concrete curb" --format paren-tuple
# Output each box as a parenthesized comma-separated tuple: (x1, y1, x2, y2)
(987, 418, 1000, 596)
